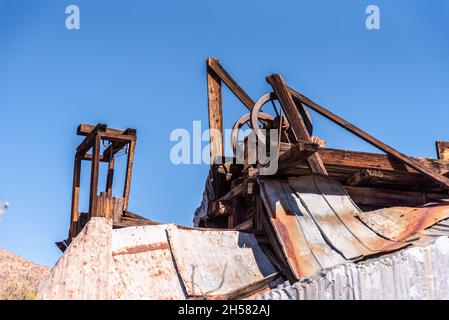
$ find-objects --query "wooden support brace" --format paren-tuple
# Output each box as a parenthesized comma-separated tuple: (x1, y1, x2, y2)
(88, 134, 101, 217)
(123, 139, 136, 211)
(69, 155, 81, 240)
(267, 74, 328, 176)
(207, 58, 255, 111)
(288, 87, 449, 190)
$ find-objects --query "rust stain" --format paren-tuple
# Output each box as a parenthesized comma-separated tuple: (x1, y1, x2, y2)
(358, 204, 449, 242)
(112, 242, 170, 256)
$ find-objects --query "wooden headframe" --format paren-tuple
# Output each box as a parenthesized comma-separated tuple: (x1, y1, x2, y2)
(69, 123, 137, 240)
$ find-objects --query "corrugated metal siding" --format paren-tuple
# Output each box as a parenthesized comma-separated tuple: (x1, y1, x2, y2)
(253, 236, 449, 300)
(167, 226, 277, 299)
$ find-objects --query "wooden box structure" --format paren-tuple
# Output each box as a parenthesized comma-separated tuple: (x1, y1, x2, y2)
(57, 124, 157, 251)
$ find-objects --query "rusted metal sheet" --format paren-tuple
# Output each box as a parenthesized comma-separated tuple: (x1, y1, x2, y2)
(110, 224, 187, 300)
(357, 204, 449, 241)
(259, 179, 344, 279)
(38, 217, 113, 300)
(309, 176, 404, 252)
(258, 175, 408, 279)
(167, 226, 277, 299)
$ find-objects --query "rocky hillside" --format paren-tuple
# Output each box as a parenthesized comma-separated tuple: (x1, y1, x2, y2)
(0, 248, 50, 300)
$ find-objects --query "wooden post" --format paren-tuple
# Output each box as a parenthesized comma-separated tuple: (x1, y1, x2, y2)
(207, 60, 224, 164)
(267, 74, 328, 176)
(123, 140, 136, 211)
(89, 134, 101, 218)
(105, 149, 114, 197)
(69, 155, 81, 240)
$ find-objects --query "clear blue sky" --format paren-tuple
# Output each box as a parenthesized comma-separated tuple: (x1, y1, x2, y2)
(0, 0, 448, 266)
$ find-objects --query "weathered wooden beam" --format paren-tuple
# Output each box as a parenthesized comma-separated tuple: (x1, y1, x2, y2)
(277, 141, 319, 174)
(436, 141, 449, 161)
(77, 124, 130, 136)
(81, 153, 107, 162)
(207, 60, 224, 164)
(267, 74, 327, 176)
(98, 132, 136, 142)
(345, 186, 448, 207)
(69, 155, 82, 240)
(76, 123, 107, 156)
(88, 134, 101, 217)
(105, 155, 114, 197)
(345, 168, 430, 190)
(207, 58, 255, 111)
(122, 140, 136, 211)
(288, 87, 449, 190)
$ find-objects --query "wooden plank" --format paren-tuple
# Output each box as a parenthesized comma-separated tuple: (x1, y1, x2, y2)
(345, 186, 449, 207)
(88, 134, 101, 217)
(77, 124, 129, 136)
(98, 132, 136, 142)
(280, 144, 449, 175)
(123, 140, 136, 211)
(344, 168, 432, 191)
(267, 74, 328, 176)
(436, 141, 449, 160)
(207, 61, 224, 163)
(288, 87, 449, 189)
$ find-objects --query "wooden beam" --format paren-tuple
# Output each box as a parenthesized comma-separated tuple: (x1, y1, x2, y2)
(207, 61, 224, 163)
(76, 123, 107, 156)
(88, 135, 101, 217)
(69, 155, 82, 240)
(105, 153, 114, 197)
(436, 141, 449, 161)
(277, 141, 319, 174)
(288, 87, 449, 190)
(345, 186, 448, 207)
(207, 58, 255, 111)
(345, 169, 430, 190)
(98, 132, 136, 142)
(77, 124, 132, 136)
(122, 140, 136, 211)
(267, 74, 327, 175)
(81, 153, 107, 162)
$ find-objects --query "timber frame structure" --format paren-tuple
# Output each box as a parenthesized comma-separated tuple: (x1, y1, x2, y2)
(197, 58, 449, 280)
(57, 124, 157, 251)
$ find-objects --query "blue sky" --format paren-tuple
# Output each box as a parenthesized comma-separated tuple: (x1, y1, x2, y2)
(0, 0, 448, 266)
